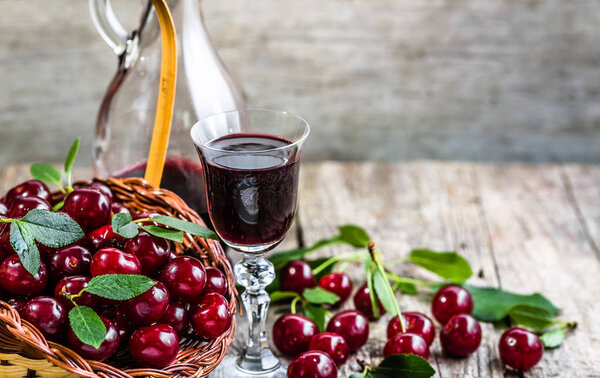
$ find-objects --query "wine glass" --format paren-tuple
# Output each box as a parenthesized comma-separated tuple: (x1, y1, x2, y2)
(191, 109, 310, 376)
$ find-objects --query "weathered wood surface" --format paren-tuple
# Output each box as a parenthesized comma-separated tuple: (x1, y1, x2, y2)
(2, 0, 600, 165)
(1, 162, 599, 377)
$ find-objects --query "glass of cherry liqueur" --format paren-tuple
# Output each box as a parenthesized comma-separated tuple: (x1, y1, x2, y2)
(191, 109, 310, 377)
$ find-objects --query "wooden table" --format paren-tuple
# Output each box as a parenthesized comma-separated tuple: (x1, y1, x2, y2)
(1, 162, 598, 377)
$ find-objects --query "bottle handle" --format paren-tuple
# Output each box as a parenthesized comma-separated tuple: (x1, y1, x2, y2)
(89, 0, 129, 55)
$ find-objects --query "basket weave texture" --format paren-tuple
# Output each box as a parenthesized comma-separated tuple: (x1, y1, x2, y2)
(0, 177, 236, 378)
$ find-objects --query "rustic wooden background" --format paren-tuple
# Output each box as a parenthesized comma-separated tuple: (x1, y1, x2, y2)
(1, 0, 600, 167)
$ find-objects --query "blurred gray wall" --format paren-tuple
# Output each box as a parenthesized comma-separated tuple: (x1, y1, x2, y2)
(1, 0, 599, 166)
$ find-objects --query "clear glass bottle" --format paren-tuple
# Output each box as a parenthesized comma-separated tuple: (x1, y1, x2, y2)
(90, 0, 244, 217)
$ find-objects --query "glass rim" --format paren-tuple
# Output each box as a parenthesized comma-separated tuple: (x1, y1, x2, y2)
(190, 108, 310, 154)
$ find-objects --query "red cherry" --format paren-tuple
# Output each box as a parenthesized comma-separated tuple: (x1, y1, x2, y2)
(387, 312, 435, 346)
(383, 333, 430, 359)
(190, 293, 232, 339)
(111, 202, 130, 216)
(90, 247, 142, 276)
(431, 284, 474, 324)
(319, 272, 352, 306)
(49, 245, 92, 280)
(0, 224, 15, 255)
(122, 281, 169, 325)
(273, 314, 318, 356)
(63, 188, 111, 231)
(0, 255, 47, 296)
(159, 302, 188, 335)
(87, 225, 125, 251)
(54, 276, 98, 310)
(353, 283, 385, 320)
(7, 297, 28, 313)
(160, 256, 206, 303)
(308, 332, 350, 366)
(280, 260, 317, 294)
(67, 316, 119, 361)
(89, 182, 114, 202)
(101, 308, 131, 348)
(202, 266, 227, 295)
(21, 296, 67, 341)
(499, 327, 544, 371)
(129, 324, 179, 368)
(8, 197, 50, 218)
(440, 314, 482, 357)
(326, 310, 369, 351)
(0, 201, 7, 216)
(5, 180, 51, 205)
(123, 231, 170, 276)
(287, 351, 337, 378)
(133, 212, 161, 227)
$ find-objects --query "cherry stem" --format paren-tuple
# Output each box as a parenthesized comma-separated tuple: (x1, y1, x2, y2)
(0, 218, 13, 224)
(385, 271, 433, 289)
(290, 296, 302, 314)
(312, 252, 367, 275)
(336, 261, 349, 272)
(368, 241, 406, 333)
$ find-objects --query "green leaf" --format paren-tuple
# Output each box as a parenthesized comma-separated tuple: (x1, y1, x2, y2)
(349, 374, 365, 378)
(540, 327, 566, 349)
(84, 274, 156, 300)
(408, 249, 472, 282)
(21, 209, 84, 248)
(372, 354, 435, 378)
(397, 282, 418, 294)
(302, 287, 340, 304)
(10, 222, 40, 277)
(64, 138, 80, 178)
(507, 304, 556, 330)
(303, 303, 327, 332)
(68, 306, 106, 349)
(270, 291, 299, 302)
(465, 284, 560, 322)
(140, 225, 184, 243)
(338, 225, 371, 248)
(112, 212, 139, 239)
(151, 215, 218, 240)
(30, 164, 62, 186)
(372, 269, 397, 316)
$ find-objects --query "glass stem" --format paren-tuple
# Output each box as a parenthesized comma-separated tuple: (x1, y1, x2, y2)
(234, 253, 280, 373)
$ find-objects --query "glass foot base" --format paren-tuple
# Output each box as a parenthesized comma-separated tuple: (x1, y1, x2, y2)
(209, 351, 287, 377)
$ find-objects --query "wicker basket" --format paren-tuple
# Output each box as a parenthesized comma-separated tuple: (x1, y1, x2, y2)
(0, 177, 236, 377)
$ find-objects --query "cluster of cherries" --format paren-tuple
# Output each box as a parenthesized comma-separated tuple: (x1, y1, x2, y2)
(0, 180, 233, 368)
(274, 260, 544, 377)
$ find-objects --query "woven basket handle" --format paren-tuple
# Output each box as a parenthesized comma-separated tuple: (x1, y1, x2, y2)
(144, 0, 178, 188)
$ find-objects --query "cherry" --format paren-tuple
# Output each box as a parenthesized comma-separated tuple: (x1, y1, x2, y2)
(287, 351, 337, 378)
(202, 266, 227, 295)
(0, 224, 14, 255)
(499, 327, 544, 371)
(123, 231, 170, 276)
(0, 201, 7, 216)
(383, 333, 430, 359)
(123, 281, 169, 325)
(90, 247, 142, 276)
(159, 302, 188, 335)
(308, 332, 350, 366)
(160, 256, 206, 303)
(129, 324, 179, 368)
(431, 284, 474, 324)
(7, 297, 28, 313)
(89, 182, 114, 202)
(111, 202, 130, 216)
(280, 260, 317, 294)
(0, 255, 47, 296)
(319, 272, 352, 306)
(5, 180, 51, 205)
(133, 212, 161, 227)
(54, 276, 97, 310)
(22, 296, 67, 341)
(87, 225, 125, 251)
(273, 314, 318, 356)
(63, 188, 111, 231)
(353, 283, 385, 320)
(8, 196, 50, 218)
(440, 314, 482, 357)
(190, 293, 232, 339)
(49, 245, 92, 280)
(326, 310, 369, 351)
(101, 308, 131, 348)
(67, 316, 119, 361)
(387, 312, 435, 346)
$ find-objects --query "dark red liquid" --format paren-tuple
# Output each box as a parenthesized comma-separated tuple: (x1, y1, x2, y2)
(114, 158, 208, 220)
(196, 133, 300, 247)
